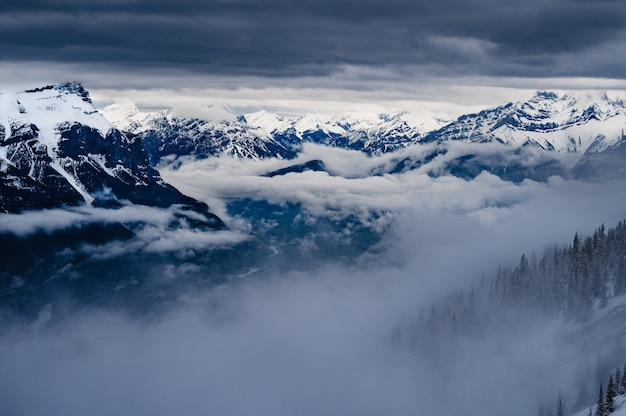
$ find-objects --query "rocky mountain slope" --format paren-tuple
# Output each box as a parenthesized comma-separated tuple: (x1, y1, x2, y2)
(101, 91, 626, 184)
(102, 103, 449, 161)
(422, 91, 626, 154)
(0, 83, 221, 226)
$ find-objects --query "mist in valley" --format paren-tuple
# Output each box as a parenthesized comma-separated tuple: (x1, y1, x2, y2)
(2, 145, 626, 415)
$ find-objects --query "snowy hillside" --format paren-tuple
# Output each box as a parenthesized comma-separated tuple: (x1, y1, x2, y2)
(572, 394, 626, 416)
(0, 83, 113, 149)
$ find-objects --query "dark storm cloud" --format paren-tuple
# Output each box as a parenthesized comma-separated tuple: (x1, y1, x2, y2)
(1, 0, 626, 79)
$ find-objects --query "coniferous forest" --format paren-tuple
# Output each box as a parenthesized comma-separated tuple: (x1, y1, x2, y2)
(492, 221, 626, 321)
(394, 220, 626, 415)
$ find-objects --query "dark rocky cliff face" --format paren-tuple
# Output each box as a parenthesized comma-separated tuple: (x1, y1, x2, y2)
(0, 123, 84, 212)
(0, 120, 222, 223)
(56, 123, 197, 207)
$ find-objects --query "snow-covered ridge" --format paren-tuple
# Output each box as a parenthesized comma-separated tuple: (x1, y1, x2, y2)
(102, 103, 451, 159)
(103, 103, 293, 162)
(424, 90, 626, 154)
(1, 83, 113, 147)
(101, 90, 626, 163)
(242, 110, 437, 138)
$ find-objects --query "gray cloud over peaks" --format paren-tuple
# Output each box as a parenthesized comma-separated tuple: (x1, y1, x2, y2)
(2, 0, 626, 81)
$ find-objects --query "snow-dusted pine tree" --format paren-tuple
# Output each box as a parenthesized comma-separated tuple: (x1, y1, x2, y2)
(595, 383, 607, 416)
(606, 375, 616, 413)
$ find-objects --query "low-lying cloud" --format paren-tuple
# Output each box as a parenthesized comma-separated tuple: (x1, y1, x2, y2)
(0, 203, 248, 255)
(2, 144, 626, 415)
(0, 262, 596, 416)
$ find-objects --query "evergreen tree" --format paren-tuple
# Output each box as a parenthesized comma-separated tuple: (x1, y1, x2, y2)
(556, 391, 565, 416)
(616, 256, 626, 295)
(595, 383, 606, 416)
(606, 375, 616, 413)
(622, 364, 626, 393)
(616, 367, 623, 394)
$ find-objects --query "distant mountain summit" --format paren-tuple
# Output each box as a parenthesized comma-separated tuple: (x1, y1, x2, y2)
(0, 82, 221, 226)
(102, 102, 296, 163)
(102, 91, 626, 166)
(242, 110, 443, 155)
(102, 103, 450, 161)
(99, 89, 626, 183)
(422, 91, 626, 154)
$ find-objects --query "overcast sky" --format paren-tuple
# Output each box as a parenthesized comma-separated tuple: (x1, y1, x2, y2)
(2, 0, 626, 115)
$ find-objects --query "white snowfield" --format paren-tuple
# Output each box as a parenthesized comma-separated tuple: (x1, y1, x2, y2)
(0, 85, 113, 147)
(102, 100, 293, 161)
(104, 102, 449, 140)
(99, 99, 162, 134)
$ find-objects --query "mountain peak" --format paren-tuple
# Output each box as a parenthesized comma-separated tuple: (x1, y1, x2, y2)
(422, 90, 626, 154)
(533, 90, 560, 100)
(243, 110, 287, 133)
(54, 82, 92, 103)
(23, 82, 92, 103)
(100, 100, 142, 129)
(529, 89, 625, 110)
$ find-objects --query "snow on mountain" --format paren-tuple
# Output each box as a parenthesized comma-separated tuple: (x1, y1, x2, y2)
(422, 91, 626, 155)
(0, 83, 222, 223)
(98, 99, 153, 134)
(243, 110, 445, 154)
(102, 104, 295, 162)
(242, 110, 290, 134)
(571, 388, 626, 416)
(100, 90, 626, 184)
(1, 83, 113, 146)
(244, 109, 448, 139)
(102, 91, 626, 168)
(102, 103, 451, 161)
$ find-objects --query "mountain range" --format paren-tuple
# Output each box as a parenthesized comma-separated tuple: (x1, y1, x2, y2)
(422, 91, 626, 153)
(2, 83, 626, 216)
(102, 101, 449, 161)
(102, 89, 626, 182)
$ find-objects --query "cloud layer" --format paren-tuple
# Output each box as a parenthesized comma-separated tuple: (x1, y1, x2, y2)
(0, 204, 248, 255)
(1, 0, 626, 81)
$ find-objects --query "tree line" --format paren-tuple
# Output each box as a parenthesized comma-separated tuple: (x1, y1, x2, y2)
(492, 221, 626, 320)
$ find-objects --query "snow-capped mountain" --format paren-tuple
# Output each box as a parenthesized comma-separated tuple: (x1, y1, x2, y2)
(422, 91, 626, 155)
(0, 83, 221, 224)
(243, 110, 443, 155)
(102, 102, 296, 163)
(366, 91, 626, 182)
(102, 91, 626, 172)
(102, 104, 450, 162)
